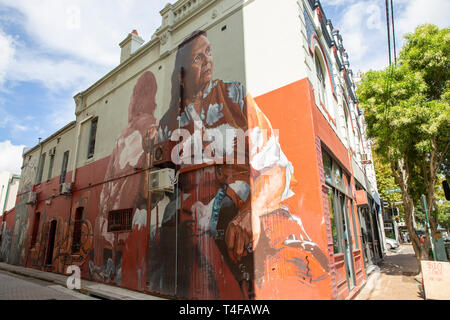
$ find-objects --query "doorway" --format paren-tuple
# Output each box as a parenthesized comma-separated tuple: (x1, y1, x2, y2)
(45, 220, 57, 266)
(329, 187, 357, 291)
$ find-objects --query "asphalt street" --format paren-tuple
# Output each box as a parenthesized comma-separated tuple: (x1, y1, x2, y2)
(0, 270, 97, 300)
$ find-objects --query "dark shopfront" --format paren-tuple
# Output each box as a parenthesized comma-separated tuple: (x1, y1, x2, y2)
(323, 151, 365, 297)
(356, 193, 384, 270)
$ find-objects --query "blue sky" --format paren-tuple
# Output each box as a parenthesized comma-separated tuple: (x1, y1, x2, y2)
(0, 0, 449, 174)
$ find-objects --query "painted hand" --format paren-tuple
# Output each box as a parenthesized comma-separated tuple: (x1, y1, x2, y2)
(225, 210, 261, 264)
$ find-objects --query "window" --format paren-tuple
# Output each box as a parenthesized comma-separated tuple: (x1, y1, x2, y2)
(108, 209, 133, 232)
(323, 150, 357, 256)
(333, 162, 343, 189)
(87, 117, 98, 159)
(60, 151, 70, 184)
(328, 188, 341, 254)
(343, 102, 351, 145)
(323, 152, 332, 184)
(47, 153, 55, 181)
(350, 201, 359, 249)
(315, 53, 327, 107)
(72, 207, 83, 253)
(37, 153, 46, 184)
(31, 212, 41, 247)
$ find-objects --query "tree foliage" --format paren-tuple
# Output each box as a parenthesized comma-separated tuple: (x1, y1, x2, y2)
(357, 24, 450, 267)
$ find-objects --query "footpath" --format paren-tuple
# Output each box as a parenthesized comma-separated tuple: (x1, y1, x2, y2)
(0, 244, 426, 301)
(355, 244, 424, 300)
(0, 262, 166, 300)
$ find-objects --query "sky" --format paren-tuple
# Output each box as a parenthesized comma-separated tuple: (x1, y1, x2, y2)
(0, 0, 449, 175)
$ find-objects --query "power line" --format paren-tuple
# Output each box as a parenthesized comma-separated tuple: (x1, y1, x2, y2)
(390, 0, 397, 65)
(385, 0, 392, 67)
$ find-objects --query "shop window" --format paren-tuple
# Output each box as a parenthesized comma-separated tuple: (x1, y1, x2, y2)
(87, 117, 98, 159)
(333, 162, 343, 189)
(328, 188, 342, 254)
(72, 207, 83, 253)
(31, 212, 41, 247)
(108, 209, 133, 232)
(350, 200, 359, 249)
(322, 152, 332, 184)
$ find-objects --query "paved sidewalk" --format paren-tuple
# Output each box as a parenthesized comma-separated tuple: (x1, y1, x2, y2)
(0, 262, 167, 300)
(355, 244, 424, 300)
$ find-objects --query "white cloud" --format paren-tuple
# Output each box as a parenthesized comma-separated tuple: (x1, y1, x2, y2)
(323, 0, 450, 73)
(0, 0, 170, 92)
(0, 28, 15, 85)
(0, 140, 24, 174)
(396, 0, 450, 44)
(1, 0, 170, 67)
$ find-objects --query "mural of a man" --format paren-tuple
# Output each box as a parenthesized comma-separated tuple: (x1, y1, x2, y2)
(92, 71, 158, 288)
(150, 31, 329, 299)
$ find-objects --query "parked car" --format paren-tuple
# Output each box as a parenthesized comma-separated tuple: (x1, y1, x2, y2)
(385, 238, 400, 250)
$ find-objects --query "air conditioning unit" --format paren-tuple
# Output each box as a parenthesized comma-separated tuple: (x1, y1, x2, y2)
(149, 168, 175, 193)
(49, 147, 56, 157)
(26, 192, 37, 205)
(152, 140, 177, 167)
(360, 153, 372, 164)
(60, 182, 72, 195)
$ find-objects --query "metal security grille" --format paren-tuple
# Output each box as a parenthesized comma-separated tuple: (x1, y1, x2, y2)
(108, 209, 133, 232)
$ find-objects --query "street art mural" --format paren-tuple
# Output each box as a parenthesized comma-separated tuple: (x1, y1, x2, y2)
(5, 28, 333, 300)
(26, 203, 93, 274)
(0, 228, 12, 263)
(19, 154, 38, 194)
(147, 31, 330, 299)
(10, 202, 30, 266)
(92, 71, 159, 290)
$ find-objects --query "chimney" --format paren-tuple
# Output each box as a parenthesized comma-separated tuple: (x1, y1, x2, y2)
(119, 30, 145, 64)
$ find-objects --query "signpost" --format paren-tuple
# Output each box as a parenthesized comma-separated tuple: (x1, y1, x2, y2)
(421, 261, 450, 300)
(385, 188, 401, 194)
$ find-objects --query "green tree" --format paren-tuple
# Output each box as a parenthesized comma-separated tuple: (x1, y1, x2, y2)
(357, 24, 450, 270)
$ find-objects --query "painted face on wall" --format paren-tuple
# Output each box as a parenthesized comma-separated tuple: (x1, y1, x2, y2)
(185, 35, 213, 98)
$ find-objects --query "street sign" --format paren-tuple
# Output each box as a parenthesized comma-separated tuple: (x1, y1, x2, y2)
(385, 188, 401, 194)
(393, 201, 404, 206)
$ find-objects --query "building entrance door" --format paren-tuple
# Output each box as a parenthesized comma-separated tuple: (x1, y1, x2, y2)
(359, 207, 374, 268)
(45, 220, 57, 266)
(336, 193, 356, 291)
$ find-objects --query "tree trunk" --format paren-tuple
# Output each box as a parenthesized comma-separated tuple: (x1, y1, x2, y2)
(402, 187, 430, 274)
